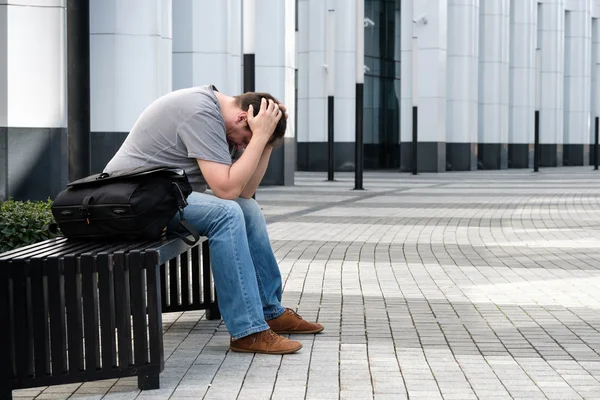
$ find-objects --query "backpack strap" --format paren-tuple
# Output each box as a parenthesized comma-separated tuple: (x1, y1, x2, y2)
(170, 182, 200, 245)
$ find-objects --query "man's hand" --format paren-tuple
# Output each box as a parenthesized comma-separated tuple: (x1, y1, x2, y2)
(266, 102, 287, 148)
(277, 103, 289, 120)
(247, 98, 283, 142)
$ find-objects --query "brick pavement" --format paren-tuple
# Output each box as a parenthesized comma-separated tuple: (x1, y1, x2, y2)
(13, 167, 600, 399)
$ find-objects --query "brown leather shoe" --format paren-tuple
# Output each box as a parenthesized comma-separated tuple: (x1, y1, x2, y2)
(267, 308, 324, 334)
(230, 329, 302, 354)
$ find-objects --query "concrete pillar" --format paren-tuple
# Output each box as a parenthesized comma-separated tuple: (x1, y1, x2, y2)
(400, 0, 413, 171)
(297, 0, 358, 172)
(0, 0, 67, 201)
(563, 0, 592, 166)
(297, 0, 327, 170)
(592, 3, 600, 165)
(255, 0, 296, 185)
(446, 0, 479, 171)
(89, 0, 172, 173)
(478, 0, 510, 169)
(172, 0, 242, 95)
(508, 0, 536, 168)
(401, 0, 448, 172)
(538, 0, 565, 166)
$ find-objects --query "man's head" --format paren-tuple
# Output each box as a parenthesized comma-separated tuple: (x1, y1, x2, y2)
(228, 92, 287, 149)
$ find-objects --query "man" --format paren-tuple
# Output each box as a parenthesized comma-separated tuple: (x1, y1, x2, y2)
(105, 85, 323, 355)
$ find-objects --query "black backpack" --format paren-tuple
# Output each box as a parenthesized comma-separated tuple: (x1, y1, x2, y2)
(51, 166, 199, 244)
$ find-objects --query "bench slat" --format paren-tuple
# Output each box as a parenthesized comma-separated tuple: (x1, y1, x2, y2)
(113, 252, 132, 369)
(29, 258, 50, 378)
(0, 238, 68, 260)
(168, 258, 178, 307)
(160, 263, 167, 309)
(47, 257, 67, 376)
(97, 253, 117, 370)
(64, 255, 84, 373)
(202, 241, 212, 305)
(11, 262, 33, 378)
(81, 254, 100, 374)
(180, 252, 190, 306)
(144, 251, 164, 369)
(192, 246, 201, 306)
(0, 264, 12, 387)
(129, 251, 149, 367)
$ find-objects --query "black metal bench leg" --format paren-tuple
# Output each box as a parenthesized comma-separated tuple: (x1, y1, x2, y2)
(0, 387, 12, 400)
(206, 306, 221, 320)
(137, 373, 160, 390)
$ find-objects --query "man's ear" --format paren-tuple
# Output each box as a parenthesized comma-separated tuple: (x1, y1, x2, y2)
(235, 112, 248, 124)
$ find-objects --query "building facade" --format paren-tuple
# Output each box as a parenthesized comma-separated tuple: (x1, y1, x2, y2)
(1, 0, 600, 201)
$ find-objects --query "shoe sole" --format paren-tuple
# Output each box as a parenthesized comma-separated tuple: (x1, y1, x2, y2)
(272, 327, 325, 335)
(230, 343, 303, 355)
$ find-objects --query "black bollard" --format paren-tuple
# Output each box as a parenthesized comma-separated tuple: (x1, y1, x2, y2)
(595, 116, 599, 171)
(412, 106, 418, 175)
(534, 110, 540, 172)
(328, 96, 335, 181)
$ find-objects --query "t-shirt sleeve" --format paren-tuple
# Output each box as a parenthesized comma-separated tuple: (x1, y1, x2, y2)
(178, 108, 232, 165)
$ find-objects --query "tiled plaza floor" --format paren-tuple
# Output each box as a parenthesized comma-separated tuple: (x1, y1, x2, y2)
(13, 167, 600, 399)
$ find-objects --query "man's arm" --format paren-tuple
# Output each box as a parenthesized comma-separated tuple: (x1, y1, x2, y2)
(197, 136, 269, 199)
(239, 146, 273, 199)
(197, 98, 282, 200)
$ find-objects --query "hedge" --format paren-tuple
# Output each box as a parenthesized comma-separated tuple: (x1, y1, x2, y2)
(0, 199, 59, 253)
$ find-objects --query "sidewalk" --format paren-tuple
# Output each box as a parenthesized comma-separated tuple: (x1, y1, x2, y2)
(15, 167, 600, 400)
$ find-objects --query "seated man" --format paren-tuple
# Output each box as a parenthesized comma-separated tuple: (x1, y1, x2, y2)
(104, 85, 323, 354)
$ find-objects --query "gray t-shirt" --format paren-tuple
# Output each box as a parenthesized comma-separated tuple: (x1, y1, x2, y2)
(104, 85, 238, 193)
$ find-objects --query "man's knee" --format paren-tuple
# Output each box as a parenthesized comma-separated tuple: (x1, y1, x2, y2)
(235, 197, 262, 216)
(217, 199, 245, 221)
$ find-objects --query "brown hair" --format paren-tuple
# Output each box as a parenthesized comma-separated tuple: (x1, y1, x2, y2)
(233, 92, 287, 144)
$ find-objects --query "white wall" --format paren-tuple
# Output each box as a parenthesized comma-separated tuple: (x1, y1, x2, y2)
(0, 0, 66, 128)
(172, 0, 242, 95)
(255, 0, 296, 139)
(90, 0, 172, 133)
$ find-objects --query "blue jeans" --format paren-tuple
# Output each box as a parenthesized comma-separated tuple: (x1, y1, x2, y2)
(167, 192, 285, 340)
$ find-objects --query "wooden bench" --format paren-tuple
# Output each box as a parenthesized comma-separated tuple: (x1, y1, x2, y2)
(0, 235, 220, 400)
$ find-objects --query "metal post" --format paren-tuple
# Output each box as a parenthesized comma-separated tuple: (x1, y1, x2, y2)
(354, 0, 364, 190)
(534, 110, 540, 172)
(355, 84, 364, 190)
(595, 116, 599, 170)
(67, 0, 91, 182)
(328, 96, 335, 181)
(412, 106, 418, 175)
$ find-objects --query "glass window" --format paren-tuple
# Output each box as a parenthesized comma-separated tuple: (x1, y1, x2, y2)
(364, 0, 401, 169)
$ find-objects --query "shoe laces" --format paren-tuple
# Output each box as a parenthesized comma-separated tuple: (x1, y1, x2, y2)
(263, 329, 280, 343)
(286, 308, 303, 320)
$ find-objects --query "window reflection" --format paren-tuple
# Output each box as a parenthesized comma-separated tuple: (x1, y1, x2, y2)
(364, 0, 401, 169)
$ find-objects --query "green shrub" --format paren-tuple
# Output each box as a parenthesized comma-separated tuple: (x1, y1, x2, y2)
(0, 198, 60, 253)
